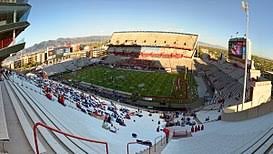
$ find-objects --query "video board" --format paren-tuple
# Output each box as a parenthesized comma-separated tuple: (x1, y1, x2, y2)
(228, 38, 246, 60)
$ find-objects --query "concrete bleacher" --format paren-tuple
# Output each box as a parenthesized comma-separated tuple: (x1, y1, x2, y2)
(11, 79, 105, 153)
(11, 74, 168, 154)
(18, 84, 102, 153)
(208, 60, 244, 81)
(10, 81, 69, 154)
(238, 125, 273, 153)
(0, 84, 9, 153)
(4, 80, 46, 154)
(10, 70, 273, 154)
(76, 57, 92, 67)
(201, 60, 244, 106)
(42, 58, 96, 76)
(142, 57, 193, 71)
(43, 63, 66, 76)
(1, 76, 107, 154)
(163, 110, 273, 154)
(103, 55, 125, 64)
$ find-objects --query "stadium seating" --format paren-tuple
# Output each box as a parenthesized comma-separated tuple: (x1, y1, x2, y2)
(4, 80, 47, 153)
(113, 58, 161, 71)
(0, 83, 9, 152)
(4, 68, 272, 154)
(7, 73, 168, 154)
(42, 58, 99, 76)
(15, 83, 101, 153)
(163, 110, 273, 154)
(199, 59, 245, 107)
(10, 82, 69, 153)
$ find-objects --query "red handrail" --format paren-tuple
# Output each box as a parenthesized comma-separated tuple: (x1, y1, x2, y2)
(33, 122, 109, 154)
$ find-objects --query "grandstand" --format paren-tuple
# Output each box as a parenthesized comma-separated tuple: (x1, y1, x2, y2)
(4, 72, 171, 153)
(195, 57, 243, 106)
(0, 69, 272, 154)
(106, 31, 198, 72)
(41, 57, 100, 76)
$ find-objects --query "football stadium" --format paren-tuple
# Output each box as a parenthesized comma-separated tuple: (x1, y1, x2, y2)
(49, 31, 199, 110)
(0, 0, 273, 154)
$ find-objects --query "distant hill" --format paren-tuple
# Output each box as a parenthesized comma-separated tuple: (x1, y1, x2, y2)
(198, 41, 227, 50)
(20, 36, 227, 55)
(19, 35, 111, 55)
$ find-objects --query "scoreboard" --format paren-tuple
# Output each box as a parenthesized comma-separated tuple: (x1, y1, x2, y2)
(228, 37, 246, 60)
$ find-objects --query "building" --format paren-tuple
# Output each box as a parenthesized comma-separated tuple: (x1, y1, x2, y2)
(89, 46, 107, 58)
(0, 0, 31, 61)
(248, 68, 272, 106)
(261, 71, 273, 97)
(107, 31, 198, 72)
(2, 44, 95, 69)
(3, 49, 46, 69)
(47, 46, 72, 64)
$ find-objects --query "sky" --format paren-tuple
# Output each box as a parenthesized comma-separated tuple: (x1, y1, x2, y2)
(19, 0, 273, 58)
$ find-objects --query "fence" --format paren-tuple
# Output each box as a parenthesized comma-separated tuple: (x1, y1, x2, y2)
(33, 122, 109, 154)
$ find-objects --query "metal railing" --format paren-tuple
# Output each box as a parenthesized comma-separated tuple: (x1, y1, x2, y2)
(154, 135, 163, 152)
(127, 140, 152, 154)
(33, 122, 109, 154)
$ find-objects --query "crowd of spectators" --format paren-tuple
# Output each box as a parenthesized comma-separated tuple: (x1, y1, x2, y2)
(8, 71, 187, 138)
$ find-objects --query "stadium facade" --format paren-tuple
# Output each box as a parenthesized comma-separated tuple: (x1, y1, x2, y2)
(107, 31, 198, 72)
(0, 0, 31, 61)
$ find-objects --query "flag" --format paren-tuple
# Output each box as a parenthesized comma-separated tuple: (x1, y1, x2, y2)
(241, 0, 249, 14)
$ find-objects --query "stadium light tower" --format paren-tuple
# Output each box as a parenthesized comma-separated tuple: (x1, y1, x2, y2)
(241, 0, 249, 110)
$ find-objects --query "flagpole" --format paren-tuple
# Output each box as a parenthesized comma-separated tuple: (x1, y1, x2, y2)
(241, 0, 249, 111)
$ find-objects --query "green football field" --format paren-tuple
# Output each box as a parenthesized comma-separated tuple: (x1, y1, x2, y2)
(61, 66, 180, 97)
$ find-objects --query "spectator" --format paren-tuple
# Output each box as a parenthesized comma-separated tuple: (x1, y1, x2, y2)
(107, 115, 112, 124)
(163, 127, 170, 143)
(58, 94, 65, 106)
(201, 125, 204, 130)
(156, 126, 160, 132)
(45, 92, 52, 100)
(191, 126, 195, 132)
(109, 124, 118, 133)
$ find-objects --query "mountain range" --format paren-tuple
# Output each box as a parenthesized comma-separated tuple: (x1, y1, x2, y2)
(19, 36, 111, 54)
(18, 36, 227, 55)
(198, 41, 227, 50)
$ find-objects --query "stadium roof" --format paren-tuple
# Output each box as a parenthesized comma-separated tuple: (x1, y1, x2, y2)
(113, 31, 198, 36)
